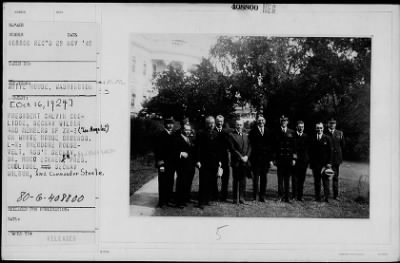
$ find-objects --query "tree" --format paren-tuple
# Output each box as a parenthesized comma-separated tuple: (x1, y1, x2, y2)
(143, 64, 188, 120)
(144, 59, 236, 124)
(210, 36, 371, 161)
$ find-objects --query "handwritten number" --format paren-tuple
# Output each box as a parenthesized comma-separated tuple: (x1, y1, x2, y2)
(216, 225, 229, 240)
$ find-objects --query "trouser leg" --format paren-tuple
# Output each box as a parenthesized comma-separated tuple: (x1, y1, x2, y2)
(313, 167, 322, 200)
(211, 173, 219, 201)
(291, 166, 297, 199)
(175, 168, 185, 205)
(283, 166, 290, 201)
(199, 166, 218, 205)
(232, 168, 238, 201)
(332, 164, 340, 198)
(259, 167, 268, 199)
(166, 168, 175, 203)
(220, 164, 230, 200)
(252, 167, 259, 200)
(208, 166, 218, 203)
(296, 164, 307, 199)
(159, 166, 175, 204)
(322, 173, 330, 200)
(158, 170, 166, 205)
(277, 166, 284, 198)
(198, 168, 206, 205)
(184, 168, 195, 202)
(239, 171, 246, 202)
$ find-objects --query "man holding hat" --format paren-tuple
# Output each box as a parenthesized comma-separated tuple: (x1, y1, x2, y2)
(309, 122, 333, 202)
(154, 116, 178, 208)
(325, 117, 345, 200)
(272, 115, 297, 202)
(214, 115, 232, 202)
(195, 116, 222, 209)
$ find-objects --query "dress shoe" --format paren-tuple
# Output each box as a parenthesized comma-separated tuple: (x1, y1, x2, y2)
(259, 198, 265, 202)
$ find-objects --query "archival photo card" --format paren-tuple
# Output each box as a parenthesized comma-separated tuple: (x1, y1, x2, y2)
(2, 3, 399, 261)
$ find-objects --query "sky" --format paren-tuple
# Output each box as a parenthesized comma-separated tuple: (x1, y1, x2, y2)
(131, 34, 219, 60)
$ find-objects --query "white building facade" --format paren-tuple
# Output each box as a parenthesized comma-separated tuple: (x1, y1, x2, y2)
(129, 35, 215, 115)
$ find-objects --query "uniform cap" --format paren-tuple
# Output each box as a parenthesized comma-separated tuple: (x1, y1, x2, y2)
(280, 115, 288, 122)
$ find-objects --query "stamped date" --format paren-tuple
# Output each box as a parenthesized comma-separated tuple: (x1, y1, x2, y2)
(17, 191, 84, 203)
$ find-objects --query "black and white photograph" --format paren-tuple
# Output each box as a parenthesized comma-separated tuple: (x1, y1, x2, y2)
(129, 34, 371, 218)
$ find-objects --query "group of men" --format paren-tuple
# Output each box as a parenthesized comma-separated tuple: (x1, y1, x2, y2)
(154, 114, 344, 209)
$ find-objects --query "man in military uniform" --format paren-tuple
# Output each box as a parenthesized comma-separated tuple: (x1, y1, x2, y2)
(272, 115, 297, 202)
(154, 117, 178, 208)
(309, 122, 333, 202)
(214, 115, 231, 202)
(196, 116, 221, 209)
(293, 120, 310, 201)
(325, 118, 345, 200)
(228, 119, 252, 204)
(249, 115, 272, 202)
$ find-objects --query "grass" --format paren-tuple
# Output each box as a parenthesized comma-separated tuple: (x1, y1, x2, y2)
(130, 160, 369, 218)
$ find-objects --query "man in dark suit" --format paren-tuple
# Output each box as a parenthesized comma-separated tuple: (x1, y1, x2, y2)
(325, 118, 345, 200)
(154, 117, 178, 208)
(249, 115, 272, 202)
(196, 116, 221, 209)
(272, 115, 297, 202)
(309, 122, 333, 202)
(293, 120, 310, 201)
(175, 123, 196, 208)
(228, 119, 252, 204)
(214, 115, 231, 201)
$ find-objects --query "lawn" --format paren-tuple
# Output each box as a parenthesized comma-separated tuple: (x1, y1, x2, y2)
(150, 161, 369, 218)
